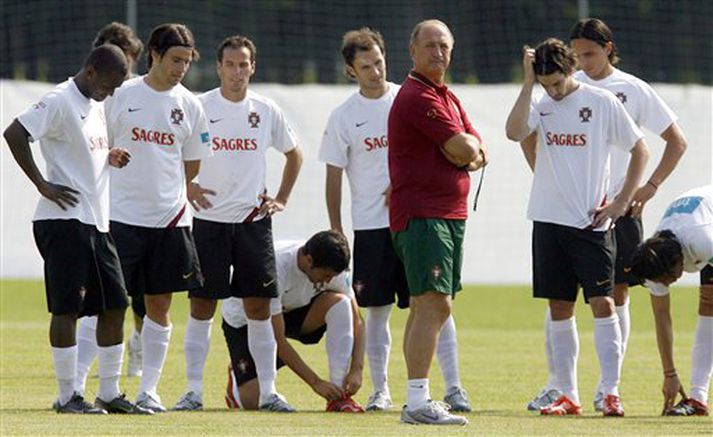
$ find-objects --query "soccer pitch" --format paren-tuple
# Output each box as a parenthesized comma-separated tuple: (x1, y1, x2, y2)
(1, 280, 710, 435)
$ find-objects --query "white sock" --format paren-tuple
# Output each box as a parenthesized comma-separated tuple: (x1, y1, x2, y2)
(184, 316, 213, 396)
(544, 308, 558, 391)
(75, 316, 98, 395)
(246, 317, 277, 405)
(97, 343, 123, 402)
(550, 317, 579, 404)
(594, 314, 622, 397)
(325, 297, 353, 387)
(616, 300, 631, 357)
(139, 316, 172, 396)
(437, 315, 461, 390)
(366, 305, 392, 394)
(690, 315, 713, 404)
(406, 378, 430, 410)
(52, 346, 77, 405)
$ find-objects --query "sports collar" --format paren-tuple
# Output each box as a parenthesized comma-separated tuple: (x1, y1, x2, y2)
(408, 70, 448, 93)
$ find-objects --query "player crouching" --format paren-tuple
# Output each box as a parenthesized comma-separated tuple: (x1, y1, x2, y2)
(223, 231, 366, 412)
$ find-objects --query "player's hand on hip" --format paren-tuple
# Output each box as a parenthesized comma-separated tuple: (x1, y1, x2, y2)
(383, 185, 392, 206)
(343, 369, 362, 396)
(108, 147, 131, 168)
(630, 183, 656, 218)
(592, 198, 628, 229)
(522, 45, 536, 85)
(37, 180, 80, 210)
(259, 194, 285, 216)
(312, 379, 344, 401)
(188, 182, 216, 211)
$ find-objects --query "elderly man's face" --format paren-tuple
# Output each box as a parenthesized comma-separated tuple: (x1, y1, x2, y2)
(410, 23, 453, 81)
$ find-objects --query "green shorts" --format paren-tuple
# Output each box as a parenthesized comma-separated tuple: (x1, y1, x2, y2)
(392, 218, 465, 297)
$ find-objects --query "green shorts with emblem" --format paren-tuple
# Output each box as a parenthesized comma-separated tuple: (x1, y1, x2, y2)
(391, 218, 465, 297)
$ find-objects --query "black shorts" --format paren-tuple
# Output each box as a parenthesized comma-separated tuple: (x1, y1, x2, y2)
(190, 217, 278, 299)
(222, 298, 326, 386)
(613, 214, 643, 286)
(701, 265, 713, 285)
(110, 221, 203, 296)
(353, 228, 409, 309)
(33, 219, 129, 316)
(532, 221, 615, 302)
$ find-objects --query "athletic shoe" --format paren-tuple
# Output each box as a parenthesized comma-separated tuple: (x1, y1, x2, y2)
(136, 391, 167, 413)
(665, 398, 710, 416)
(172, 391, 203, 411)
(326, 396, 365, 413)
(127, 331, 142, 377)
(602, 394, 625, 417)
(365, 390, 393, 411)
(95, 393, 153, 414)
(225, 364, 240, 409)
(540, 395, 583, 416)
(593, 390, 604, 412)
(53, 392, 107, 414)
(400, 400, 468, 425)
(259, 393, 296, 412)
(444, 386, 472, 412)
(527, 388, 562, 411)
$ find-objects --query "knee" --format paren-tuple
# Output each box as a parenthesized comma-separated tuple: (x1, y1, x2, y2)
(412, 292, 451, 324)
(243, 297, 271, 320)
(549, 299, 575, 320)
(590, 296, 615, 318)
(190, 297, 218, 320)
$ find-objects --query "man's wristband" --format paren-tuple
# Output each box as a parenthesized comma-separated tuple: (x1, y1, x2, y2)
(647, 179, 659, 190)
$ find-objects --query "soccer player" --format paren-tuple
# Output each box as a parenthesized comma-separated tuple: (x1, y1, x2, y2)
(75, 22, 146, 395)
(319, 27, 471, 412)
(222, 231, 365, 412)
(3, 45, 149, 414)
(388, 19, 487, 425)
(524, 18, 688, 412)
(630, 185, 713, 416)
(506, 38, 649, 416)
(104, 23, 212, 413)
(172, 34, 304, 412)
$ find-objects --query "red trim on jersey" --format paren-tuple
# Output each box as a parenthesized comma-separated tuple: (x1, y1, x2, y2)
(167, 205, 187, 228)
(243, 192, 268, 223)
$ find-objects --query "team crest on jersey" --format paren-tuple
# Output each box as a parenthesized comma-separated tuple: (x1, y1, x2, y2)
(248, 111, 260, 128)
(170, 108, 184, 125)
(579, 107, 592, 123)
(431, 265, 442, 280)
(616, 92, 627, 104)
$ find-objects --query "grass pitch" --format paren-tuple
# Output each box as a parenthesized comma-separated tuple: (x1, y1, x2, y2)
(1, 280, 710, 435)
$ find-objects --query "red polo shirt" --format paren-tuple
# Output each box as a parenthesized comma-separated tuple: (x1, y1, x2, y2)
(387, 71, 481, 232)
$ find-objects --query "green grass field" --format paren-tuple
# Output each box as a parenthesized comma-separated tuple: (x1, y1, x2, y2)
(1, 280, 710, 435)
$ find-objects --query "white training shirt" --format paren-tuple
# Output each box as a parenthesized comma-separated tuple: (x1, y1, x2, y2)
(17, 78, 113, 232)
(645, 185, 713, 296)
(318, 83, 399, 230)
(574, 69, 677, 198)
(221, 240, 353, 329)
(526, 83, 644, 230)
(194, 89, 299, 223)
(106, 76, 211, 227)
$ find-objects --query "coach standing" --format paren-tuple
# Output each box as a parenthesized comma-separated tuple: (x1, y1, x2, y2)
(388, 19, 487, 425)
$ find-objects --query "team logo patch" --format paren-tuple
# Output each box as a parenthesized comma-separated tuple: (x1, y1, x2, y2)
(616, 92, 627, 104)
(236, 358, 250, 375)
(353, 280, 365, 295)
(32, 101, 47, 110)
(579, 107, 592, 123)
(200, 132, 210, 143)
(170, 108, 184, 125)
(248, 111, 260, 128)
(431, 265, 442, 280)
(426, 108, 438, 119)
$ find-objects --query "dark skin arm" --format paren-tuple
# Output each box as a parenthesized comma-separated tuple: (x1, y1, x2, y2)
(3, 119, 79, 210)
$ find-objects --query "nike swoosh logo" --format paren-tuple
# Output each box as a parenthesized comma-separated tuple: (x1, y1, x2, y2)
(80, 114, 87, 120)
(128, 108, 142, 113)
(262, 279, 276, 288)
(356, 121, 368, 127)
(623, 267, 632, 273)
(210, 118, 222, 123)
(182, 272, 194, 280)
(539, 112, 552, 116)
(596, 279, 609, 286)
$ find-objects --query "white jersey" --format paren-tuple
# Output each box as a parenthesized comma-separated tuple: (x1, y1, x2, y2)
(526, 83, 643, 230)
(574, 69, 677, 198)
(106, 76, 211, 227)
(318, 83, 399, 230)
(221, 240, 353, 329)
(646, 185, 713, 296)
(17, 79, 112, 232)
(194, 89, 299, 223)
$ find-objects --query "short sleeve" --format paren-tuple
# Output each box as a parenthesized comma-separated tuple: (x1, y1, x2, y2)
(16, 93, 63, 142)
(607, 95, 644, 152)
(270, 103, 299, 154)
(183, 100, 212, 161)
(636, 82, 677, 135)
(318, 111, 349, 168)
(399, 89, 465, 147)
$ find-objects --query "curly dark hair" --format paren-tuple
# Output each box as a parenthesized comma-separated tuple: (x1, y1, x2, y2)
(630, 230, 684, 281)
(533, 38, 577, 76)
(303, 230, 350, 273)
